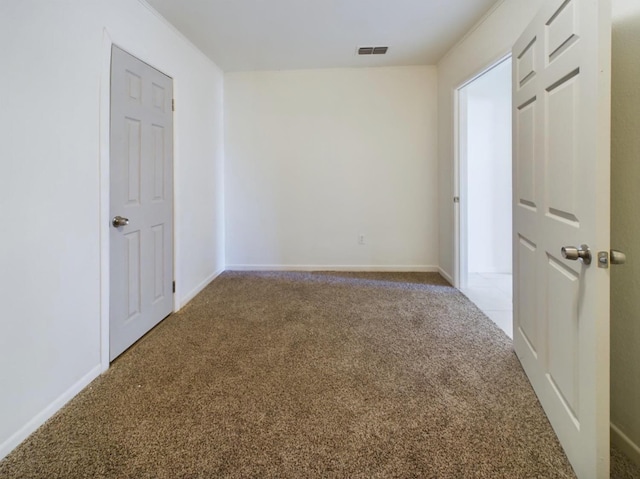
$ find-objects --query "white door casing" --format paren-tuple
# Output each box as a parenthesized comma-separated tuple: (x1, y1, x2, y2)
(110, 46, 174, 361)
(512, 0, 611, 477)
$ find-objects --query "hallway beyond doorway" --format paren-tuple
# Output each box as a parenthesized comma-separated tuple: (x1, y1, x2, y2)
(461, 273, 512, 338)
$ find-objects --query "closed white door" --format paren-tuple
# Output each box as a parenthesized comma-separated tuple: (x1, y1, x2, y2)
(512, 0, 611, 477)
(110, 46, 174, 361)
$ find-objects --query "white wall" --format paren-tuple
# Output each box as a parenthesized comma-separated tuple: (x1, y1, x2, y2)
(0, 0, 224, 460)
(610, 0, 640, 466)
(436, 0, 545, 283)
(465, 59, 512, 274)
(225, 67, 438, 271)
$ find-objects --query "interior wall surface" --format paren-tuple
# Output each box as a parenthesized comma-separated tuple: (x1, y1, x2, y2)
(224, 66, 438, 271)
(611, 0, 640, 466)
(0, 0, 224, 460)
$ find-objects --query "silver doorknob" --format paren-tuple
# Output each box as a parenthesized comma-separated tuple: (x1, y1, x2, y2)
(561, 244, 592, 265)
(112, 216, 129, 227)
(610, 249, 626, 265)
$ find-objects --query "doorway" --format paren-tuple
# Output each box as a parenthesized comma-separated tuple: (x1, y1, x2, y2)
(457, 57, 513, 338)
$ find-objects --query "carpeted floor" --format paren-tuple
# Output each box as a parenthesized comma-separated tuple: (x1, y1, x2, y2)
(611, 446, 640, 479)
(0, 271, 625, 478)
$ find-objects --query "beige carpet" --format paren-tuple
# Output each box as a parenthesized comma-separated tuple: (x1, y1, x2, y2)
(0, 271, 585, 477)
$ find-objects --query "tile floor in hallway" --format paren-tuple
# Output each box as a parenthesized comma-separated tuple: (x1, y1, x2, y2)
(461, 273, 513, 339)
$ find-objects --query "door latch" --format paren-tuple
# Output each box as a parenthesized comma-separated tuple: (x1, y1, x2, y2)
(598, 250, 627, 268)
(598, 251, 608, 268)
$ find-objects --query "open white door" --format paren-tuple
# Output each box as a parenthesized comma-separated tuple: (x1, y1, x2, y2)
(512, 0, 611, 477)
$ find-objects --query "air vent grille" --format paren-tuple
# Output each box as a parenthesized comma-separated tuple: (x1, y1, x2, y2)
(358, 47, 374, 55)
(358, 46, 389, 55)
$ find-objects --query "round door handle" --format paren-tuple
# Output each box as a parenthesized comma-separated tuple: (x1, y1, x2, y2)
(561, 244, 591, 265)
(112, 216, 129, 227)
(610, 249, 626, 265)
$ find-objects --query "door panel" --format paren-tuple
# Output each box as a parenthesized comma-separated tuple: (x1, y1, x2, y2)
(152, 125, 166, 201)
(110, 46, 174, 361)
(512, 0, 611, 477)
(125, 118, 141, 205)
(546, 256, 580, 421)
(125, 230, 141, 321)
(516, 98, 536, 209)
(546, 71, 579, 220)
(152, 223, 165, 302)
(517, 236, 538, 354)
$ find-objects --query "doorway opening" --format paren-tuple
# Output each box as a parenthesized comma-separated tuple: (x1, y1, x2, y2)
(456, 56, 513, 338)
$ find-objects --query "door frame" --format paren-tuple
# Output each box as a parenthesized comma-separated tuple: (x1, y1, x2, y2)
(453, 52, 512, 290)
(98, 30, 177, 371)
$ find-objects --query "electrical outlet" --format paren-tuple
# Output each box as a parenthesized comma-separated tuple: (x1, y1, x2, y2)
(358, 234, 365, 245)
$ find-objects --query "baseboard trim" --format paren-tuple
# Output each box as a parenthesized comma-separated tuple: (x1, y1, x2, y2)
(612, 422, 640, 468)
(225, 265, 439, 273)
(0, 364, 102, 461)
(438, 267, 454, 285)
(178, 267, 225, 310)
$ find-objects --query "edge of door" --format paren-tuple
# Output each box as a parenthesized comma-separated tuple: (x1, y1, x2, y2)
(98, 30, 177, 372)
(452, 51, 512, 290)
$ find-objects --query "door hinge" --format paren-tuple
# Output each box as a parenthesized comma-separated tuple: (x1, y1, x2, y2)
(172, 99, 175, 112)
(453, 196, 460, 203)
(172, 281, 176, 293)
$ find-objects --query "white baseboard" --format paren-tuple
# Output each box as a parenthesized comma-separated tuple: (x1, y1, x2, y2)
(0, 364, 102, 462)
(177, 267, 225, 310)
(438, 267, 454, 285)
(225, 264, 439, 273)
(612, 422, 640, 468)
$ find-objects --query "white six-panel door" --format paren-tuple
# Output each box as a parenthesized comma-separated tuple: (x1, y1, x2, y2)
(512, 0, 611, 477)
(110, 46, 174, 361)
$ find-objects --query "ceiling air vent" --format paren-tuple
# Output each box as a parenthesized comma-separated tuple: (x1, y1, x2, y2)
(358, 46, 389, 55)
(358, 47, 374, 55)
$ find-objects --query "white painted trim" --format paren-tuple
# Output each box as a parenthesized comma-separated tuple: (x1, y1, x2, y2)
(99, 29, 113, 373)
(0, 365, 101, 461)
(438, 267, 454, 285)
(225, 265, 439, 273)
(453, 85, 464, 289)
(178, 268, 225, 310)
(611, 422, 640, 468)
(172, 73, 180, 313)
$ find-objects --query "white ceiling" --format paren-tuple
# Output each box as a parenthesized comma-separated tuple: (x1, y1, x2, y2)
(145, 0, 499, 72)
